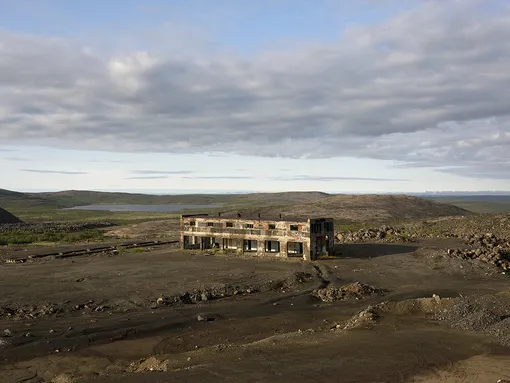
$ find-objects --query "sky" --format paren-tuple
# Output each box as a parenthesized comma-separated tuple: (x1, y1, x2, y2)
(1, 0, 510, 194)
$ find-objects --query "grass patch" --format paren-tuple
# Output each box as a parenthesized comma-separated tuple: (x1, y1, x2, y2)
(6, 207, 179, 225)
(334, 219, 382, 232)
(0, 229, 105, 246)
(117, 246, 146, 254)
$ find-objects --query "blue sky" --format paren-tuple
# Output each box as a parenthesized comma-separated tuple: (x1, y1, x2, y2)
(1, 0, 510, 193)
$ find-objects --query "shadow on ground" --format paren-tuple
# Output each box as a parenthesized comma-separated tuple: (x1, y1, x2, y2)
(331, 243, 418, 259)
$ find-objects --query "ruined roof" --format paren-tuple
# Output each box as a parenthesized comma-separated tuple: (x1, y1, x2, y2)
(181, 213, 309, 223)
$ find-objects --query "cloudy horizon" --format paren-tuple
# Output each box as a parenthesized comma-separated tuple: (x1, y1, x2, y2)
(1, 0, 510, 193)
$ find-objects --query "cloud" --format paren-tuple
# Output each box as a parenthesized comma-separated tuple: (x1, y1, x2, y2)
(90, 160, 132, 164)
(125, 176, 168, 180)
(1, 1, 510, 179)
(131, 170, 194, 175)
(275, 175, 408, 182)
(4, 157, 29, 162)
(183, 176, 254, 180)
(20, 169, 87, 175)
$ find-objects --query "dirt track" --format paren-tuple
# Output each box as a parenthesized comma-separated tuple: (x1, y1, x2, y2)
(1, 239, 510, 382)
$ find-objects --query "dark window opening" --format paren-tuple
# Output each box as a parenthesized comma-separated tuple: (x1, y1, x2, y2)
(189, 221, 195, 227)
(265, 240, 280, 253)
(243, 240, 258, 252)
(288, 242, 303, 255)
(226, 222, 234, 228)
(245, 223, 254, 229)
(268, 224, 276, 230)
(207, 222, 214, 227)
(290, 224, 299, 231)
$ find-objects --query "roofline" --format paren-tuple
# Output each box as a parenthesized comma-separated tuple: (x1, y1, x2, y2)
(180, 214, 334, 223)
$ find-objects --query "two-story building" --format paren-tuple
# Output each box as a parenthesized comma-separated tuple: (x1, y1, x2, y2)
(180, 213, 334, 261)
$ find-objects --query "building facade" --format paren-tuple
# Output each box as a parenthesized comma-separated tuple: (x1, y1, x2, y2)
(180, 214, 335, 261)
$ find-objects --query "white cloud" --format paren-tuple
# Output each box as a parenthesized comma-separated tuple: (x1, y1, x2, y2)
(1, 0, 509, 178)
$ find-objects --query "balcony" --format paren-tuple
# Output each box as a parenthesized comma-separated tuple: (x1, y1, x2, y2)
(185, 226, 285, 237)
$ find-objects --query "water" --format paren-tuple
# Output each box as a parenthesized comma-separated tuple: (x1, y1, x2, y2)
(65, 204, 219, 213)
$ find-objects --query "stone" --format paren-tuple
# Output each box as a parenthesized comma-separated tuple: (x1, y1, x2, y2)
(197, 314, 214, 322)
(3, 329, 12, 337)
(156, 297, 167, 305)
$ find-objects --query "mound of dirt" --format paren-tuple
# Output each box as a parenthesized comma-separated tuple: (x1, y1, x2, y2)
(339, 305, 380, 330)
(312, 282, 386, 303)
(0, 207, 22, 224)
(334, 296, 456, 330)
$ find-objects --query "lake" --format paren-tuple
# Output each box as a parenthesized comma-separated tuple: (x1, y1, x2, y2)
(65, 204, 219, 213)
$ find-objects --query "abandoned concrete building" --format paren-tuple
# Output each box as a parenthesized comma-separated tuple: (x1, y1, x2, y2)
(180, 213, 335, 261)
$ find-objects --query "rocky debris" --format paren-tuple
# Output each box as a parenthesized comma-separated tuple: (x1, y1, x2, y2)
(485, 317, 510, 347)
(0, 272, 314, 321)
(446, 233, 510, 272)
(155, 272, 313, 307)
(312, 282, 386, 303)
(465, 233, 510, 248)
(51, 373, 75, 383)
(0, 221, 114, 234)
(336, 226, 417, 243)
(337, 305, 380, 330)
(3, 329, 13, 337)
(436, 296, 510, 346)
(0, 301, 111, 320)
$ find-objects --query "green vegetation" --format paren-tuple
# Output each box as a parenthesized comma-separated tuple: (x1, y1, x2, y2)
(0, 229, 105, 246)
(116, 246, 147, 254)
(10, 207, 178, 225)
(333, 219, 381, 232)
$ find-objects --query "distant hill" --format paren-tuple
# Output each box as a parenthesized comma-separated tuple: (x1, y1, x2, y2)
(0, 189, 473, 222)
(26, 190, 331, 207)
(0, 189, 61, 210)
(0, 207, 22, 224)
(220, 194, 472, 221)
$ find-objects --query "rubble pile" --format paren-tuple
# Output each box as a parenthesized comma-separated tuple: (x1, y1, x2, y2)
(464, 233, 510, 248)
(336, 226, 416, 243)
(0, 301, 110, 320)
(312, 282, 386, 303)
(449, 214, 510, 240)
(436, 296, 510, 346)
(447, 233, 510, 272)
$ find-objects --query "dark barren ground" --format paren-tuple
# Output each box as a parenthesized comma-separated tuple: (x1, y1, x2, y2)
(2, 238, 510, 383)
